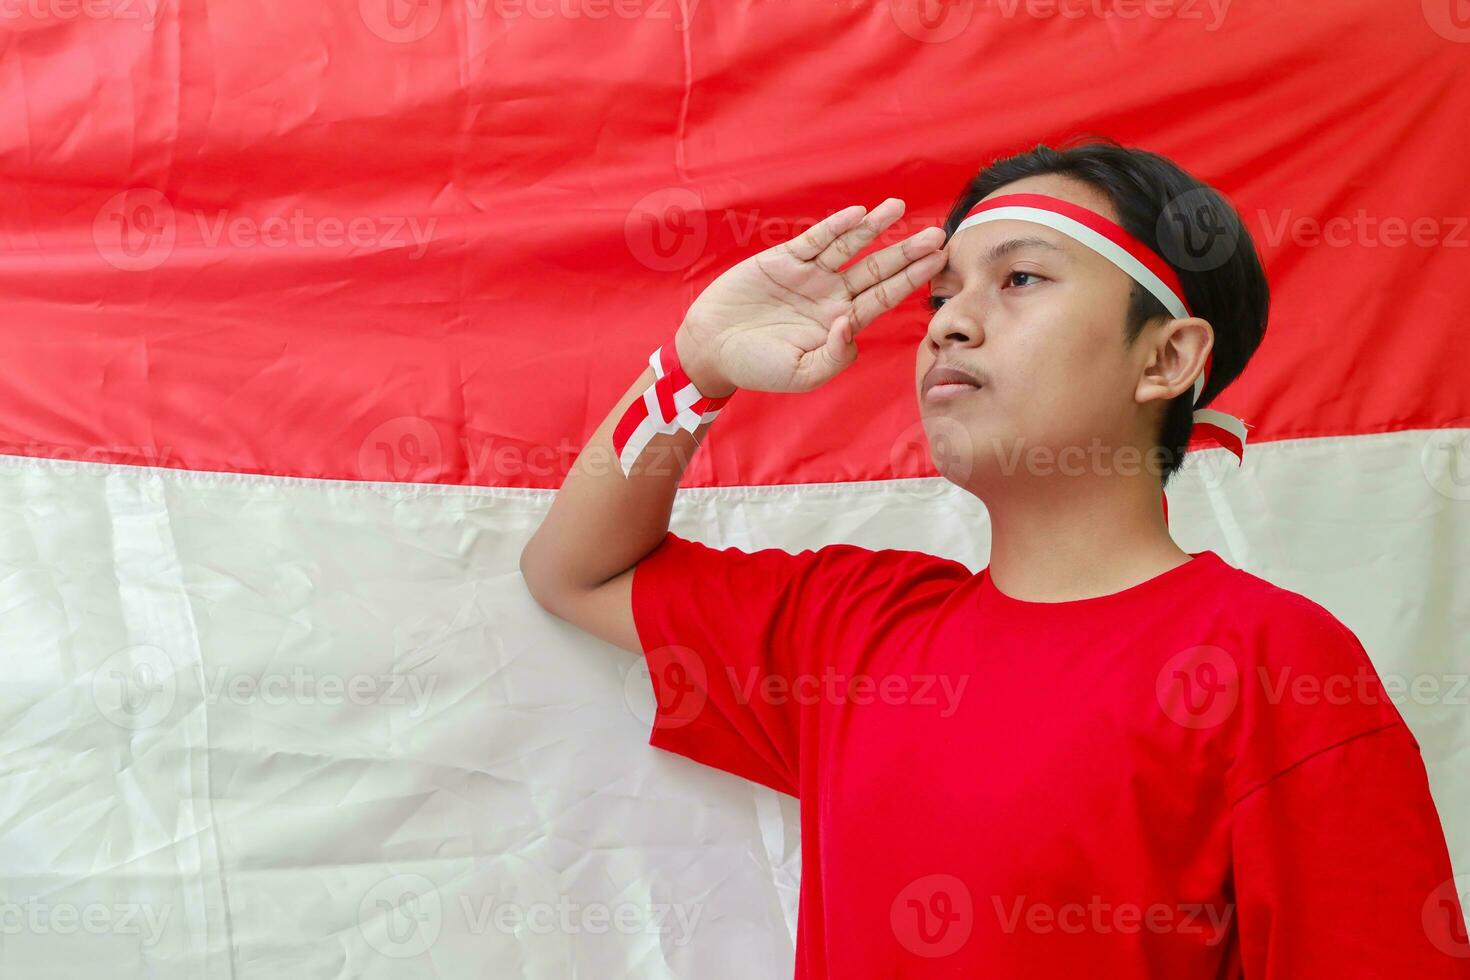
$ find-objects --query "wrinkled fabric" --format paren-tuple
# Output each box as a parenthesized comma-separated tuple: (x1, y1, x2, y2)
(0, 2, 1467, 977)
(0, 2, 1467, 488)
(0, 429, 1466, 976)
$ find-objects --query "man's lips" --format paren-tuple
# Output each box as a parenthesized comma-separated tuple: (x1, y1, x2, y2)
(922, 364, 983, 400)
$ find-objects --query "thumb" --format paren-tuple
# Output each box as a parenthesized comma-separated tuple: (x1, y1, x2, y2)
(821, 314, 859, 372)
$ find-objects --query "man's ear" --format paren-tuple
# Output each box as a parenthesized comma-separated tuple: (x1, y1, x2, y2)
(1135, 316, 1214, 406)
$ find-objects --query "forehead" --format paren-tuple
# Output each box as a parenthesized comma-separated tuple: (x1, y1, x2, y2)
(942, 172, 1121, 272)
(978, 172, 1119, 219)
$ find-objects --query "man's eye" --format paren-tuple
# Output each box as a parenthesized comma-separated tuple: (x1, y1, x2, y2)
(1006, 271, 1044, 288)
(927, 294, 948, 312)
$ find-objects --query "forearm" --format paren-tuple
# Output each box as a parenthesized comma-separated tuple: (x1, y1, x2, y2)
(521, 199, 935, 602)
(520, 326, 734, 597)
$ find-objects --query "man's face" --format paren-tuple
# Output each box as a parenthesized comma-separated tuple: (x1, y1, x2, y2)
(915, 173, 1153, 492)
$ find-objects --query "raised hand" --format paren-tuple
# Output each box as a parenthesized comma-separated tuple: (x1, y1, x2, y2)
(675, 198, 948, 396)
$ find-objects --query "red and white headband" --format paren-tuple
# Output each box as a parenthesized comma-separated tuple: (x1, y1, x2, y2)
(951, 193, 1248, 463)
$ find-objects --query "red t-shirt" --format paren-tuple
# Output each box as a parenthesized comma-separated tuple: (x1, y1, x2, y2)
(631, 531, 1470, 978)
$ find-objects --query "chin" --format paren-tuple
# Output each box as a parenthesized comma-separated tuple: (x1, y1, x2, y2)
(919, 414, 981, 485)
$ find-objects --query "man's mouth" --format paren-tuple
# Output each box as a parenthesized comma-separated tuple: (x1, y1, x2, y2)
(922, 363, 983, 401)
(924, 382, 981, 402)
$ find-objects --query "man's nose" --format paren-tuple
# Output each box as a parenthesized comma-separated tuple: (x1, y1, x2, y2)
(926, 301, 985, 348)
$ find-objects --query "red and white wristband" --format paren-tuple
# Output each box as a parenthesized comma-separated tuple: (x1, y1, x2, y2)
(952, 192, 1250, 464)
(611, 340, 735, 476)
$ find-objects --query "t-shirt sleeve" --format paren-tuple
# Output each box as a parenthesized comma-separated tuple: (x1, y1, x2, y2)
(1231, 723, 1470, 976)
(630, 530, 968, 797)
(1228, 596, 1470, 976)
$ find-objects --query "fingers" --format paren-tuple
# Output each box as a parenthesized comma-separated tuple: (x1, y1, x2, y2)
(796, 314, 859, 390)
(840, 225, 946, 297)
(849, 248, 948, 331)
(810, 198, 907, 275)
(785, 204, 869, 261)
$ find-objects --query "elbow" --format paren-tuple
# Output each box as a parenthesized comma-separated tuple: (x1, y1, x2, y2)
(519, 536, 592, 621)
(519, 538, 562, 614)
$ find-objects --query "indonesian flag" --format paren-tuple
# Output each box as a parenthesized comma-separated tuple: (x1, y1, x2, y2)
(1, 1, 1467, 976)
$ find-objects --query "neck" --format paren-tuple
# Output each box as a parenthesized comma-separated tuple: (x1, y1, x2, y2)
(975, 467, 1189, 603)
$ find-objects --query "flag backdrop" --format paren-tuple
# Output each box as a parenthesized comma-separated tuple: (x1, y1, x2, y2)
(1, 1, 1468, 976)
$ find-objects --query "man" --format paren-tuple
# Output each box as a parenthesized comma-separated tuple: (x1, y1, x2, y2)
(520, 139, 1470, 977)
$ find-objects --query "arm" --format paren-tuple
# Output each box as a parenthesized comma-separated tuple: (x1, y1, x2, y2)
(519, 197, 947, 653)
(516, 334, 730, 654)
(1231, 722, 1470, 977)
(1227, 603, 1470, 976)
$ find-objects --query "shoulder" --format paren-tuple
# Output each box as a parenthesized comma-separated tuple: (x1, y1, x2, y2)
(644, 531, 972, 587)
(1202, 559, 1413, 801)
(633, 532, 971, 631)
(1203, 558, 1383, 680)
(631, 532, 973, 682)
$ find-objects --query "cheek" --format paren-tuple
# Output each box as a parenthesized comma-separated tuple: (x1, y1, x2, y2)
(1023, 298, 1119, 393)
(914, 346, 932, 391)
(993, 327, 1104, 433)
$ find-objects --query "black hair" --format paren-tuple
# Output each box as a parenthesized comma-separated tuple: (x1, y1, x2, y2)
(940, 136, 1269, 488)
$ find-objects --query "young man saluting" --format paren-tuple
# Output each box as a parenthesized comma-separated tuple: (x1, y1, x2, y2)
(520, 140, 1470, 978)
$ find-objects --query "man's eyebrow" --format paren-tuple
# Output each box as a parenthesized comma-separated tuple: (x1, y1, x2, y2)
(935, 234, 1066, 279)
(983, 235, 1065, 263)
